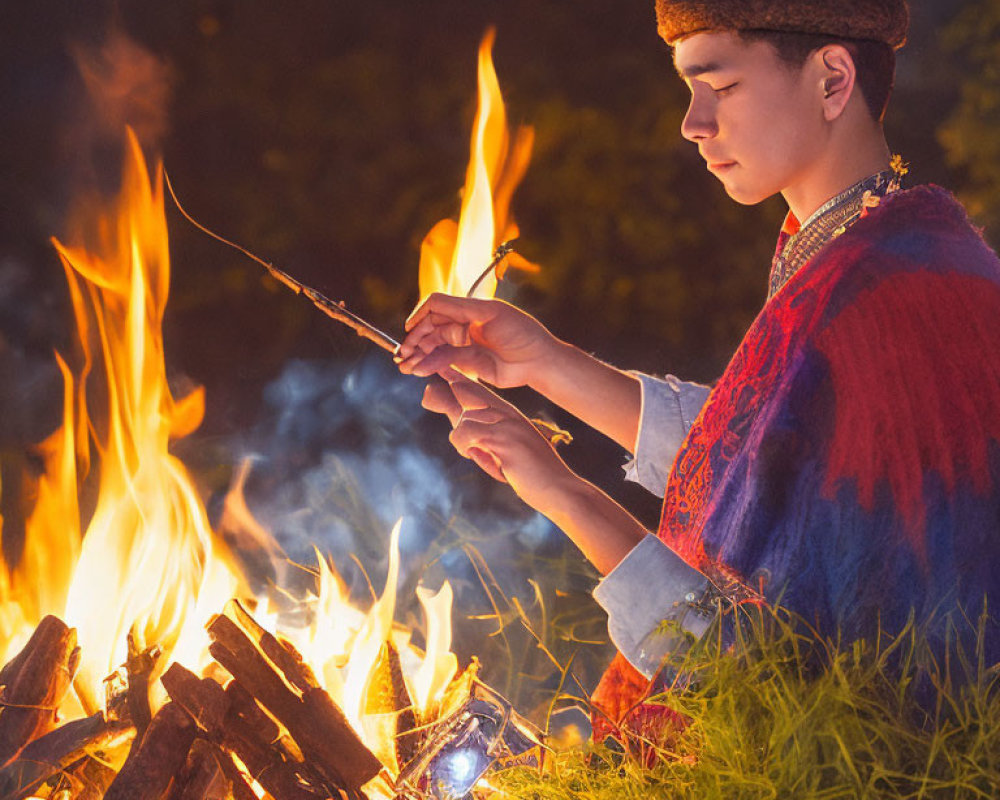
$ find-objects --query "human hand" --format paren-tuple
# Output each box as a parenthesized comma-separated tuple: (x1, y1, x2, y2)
(423, 373, 576, 514)
(395, 294, 555, 389)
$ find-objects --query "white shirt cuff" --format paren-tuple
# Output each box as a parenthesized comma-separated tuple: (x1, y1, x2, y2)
(593, 534, 711, 679)
(622, 373, 711, 497)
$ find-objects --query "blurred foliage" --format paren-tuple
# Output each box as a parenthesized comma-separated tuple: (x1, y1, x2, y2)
(0, 0, 998, 755)
(0, 0, 995, 429)
(0, 0, 994, 556)
(498, 606, 1000, 799)
(938, 0, 1000, 239)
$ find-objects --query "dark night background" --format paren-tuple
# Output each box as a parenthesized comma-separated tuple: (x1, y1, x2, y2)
(1, 0, 998, 720)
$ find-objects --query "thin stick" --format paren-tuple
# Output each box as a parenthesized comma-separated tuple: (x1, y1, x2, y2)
(163, 171, 400, 353)
(466, 240, 516, 299)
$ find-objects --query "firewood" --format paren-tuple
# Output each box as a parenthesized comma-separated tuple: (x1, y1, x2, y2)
(225, 680, 305, 767)
(221, 715, 326, 800)
(161, 663, 230, 734)
(386, 644, 419, 769)
(0, 712, 133, 800)
(0, 615, 80, 766)
(164, 663, 324, 800)
(166, 738, 229, 800)
(207, 607, 381, 793)
(228, 599, 319, 691)
(66, 756, 119, 800)
(300, 687, 382, 791)
(103, 701, 196, 800)
(214, 747, 263, 800)
(125, 631, 162, 737)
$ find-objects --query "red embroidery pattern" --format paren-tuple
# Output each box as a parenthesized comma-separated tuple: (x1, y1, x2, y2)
(658, 276, 831, 571)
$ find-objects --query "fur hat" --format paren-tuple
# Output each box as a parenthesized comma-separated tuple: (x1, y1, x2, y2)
(655, 0, 909, 49)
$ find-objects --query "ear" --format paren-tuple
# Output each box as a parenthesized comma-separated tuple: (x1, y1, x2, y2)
(815, 44, 857, 122)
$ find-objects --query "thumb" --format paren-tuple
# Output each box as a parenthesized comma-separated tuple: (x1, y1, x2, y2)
(408, 344, 496, 383)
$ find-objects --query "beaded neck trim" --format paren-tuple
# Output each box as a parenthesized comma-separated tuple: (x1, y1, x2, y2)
(768, 161, 905, 299)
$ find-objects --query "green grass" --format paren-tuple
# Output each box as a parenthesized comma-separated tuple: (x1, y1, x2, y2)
(496, 607, 1000, 800)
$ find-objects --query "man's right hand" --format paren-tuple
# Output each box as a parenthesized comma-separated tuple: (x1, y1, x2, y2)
(395, 293, 555, 389)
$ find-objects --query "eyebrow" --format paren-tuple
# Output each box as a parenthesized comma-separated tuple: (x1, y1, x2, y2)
(673, 61, 724, 80)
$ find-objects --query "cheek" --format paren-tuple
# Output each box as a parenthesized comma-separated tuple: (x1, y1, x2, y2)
(738, 91, 823, 177)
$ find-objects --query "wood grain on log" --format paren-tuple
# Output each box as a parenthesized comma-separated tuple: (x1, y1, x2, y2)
(103, 701, 196, 800)
(164, 663, 323, 800)
(0, 712, 133, 800)
(166, 738, 229, 800)
(0, 615, 80, 767)
(228, 599, 319, 692)
(161, 663, 230, 734)
(214, 748, 263, 800)
(386, 644, 419, 770)
(208, 606, 381, 793)
(66, 756, 119, 800)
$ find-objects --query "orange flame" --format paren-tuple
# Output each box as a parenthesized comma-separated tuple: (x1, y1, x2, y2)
(52, 130, 243, 709)
(0, 128, 463, 777)
(418, 28, 535, 301)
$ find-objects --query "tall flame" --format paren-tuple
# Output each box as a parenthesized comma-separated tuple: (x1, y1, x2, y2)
(418, 28, 534, 301)
(0, 127, 463, 777)
(0, 35, 516, 776)
(49, 129, 243, 708)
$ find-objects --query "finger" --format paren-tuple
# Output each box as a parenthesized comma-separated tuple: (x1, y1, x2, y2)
(405, 346, 495, 380)
(456, 407, 508, 425)
(448, 376, 518, 415)
(467, 447, 507, 483)
(449, 416, 507, 459)
(397, 314, 472, 361)
(422, 378, 463, 425)
(405, 293, 496, 331)
(396, 315, 441, 359)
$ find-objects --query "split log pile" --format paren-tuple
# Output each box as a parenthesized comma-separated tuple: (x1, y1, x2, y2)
(0, 600, 419, 800)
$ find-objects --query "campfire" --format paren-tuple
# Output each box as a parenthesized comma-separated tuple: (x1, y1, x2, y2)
(0, 31, 541, 800)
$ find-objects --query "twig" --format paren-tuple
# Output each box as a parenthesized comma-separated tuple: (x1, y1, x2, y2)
(164, 171, 401, 353)
(465, 240, 517, 299)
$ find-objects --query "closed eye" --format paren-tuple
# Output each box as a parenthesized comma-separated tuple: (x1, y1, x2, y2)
(714, 82, 738, 97)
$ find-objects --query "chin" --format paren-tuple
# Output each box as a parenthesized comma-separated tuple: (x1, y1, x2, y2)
(721, 183, 774, 206)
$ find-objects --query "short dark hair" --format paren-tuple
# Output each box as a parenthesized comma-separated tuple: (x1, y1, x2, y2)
(738, 30, 896, 122)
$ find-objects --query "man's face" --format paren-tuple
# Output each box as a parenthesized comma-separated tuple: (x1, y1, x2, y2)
(673, 32, 825, 206)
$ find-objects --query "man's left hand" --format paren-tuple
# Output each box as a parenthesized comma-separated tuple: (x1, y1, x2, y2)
(423, 373, 576, 514)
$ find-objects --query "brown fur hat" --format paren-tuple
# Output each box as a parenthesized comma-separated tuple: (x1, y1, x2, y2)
(655, 0, 909, 49)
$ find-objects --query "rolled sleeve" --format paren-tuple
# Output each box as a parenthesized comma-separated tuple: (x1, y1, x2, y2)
(623, 373, 711, 497)
(593, 534, 712, 679)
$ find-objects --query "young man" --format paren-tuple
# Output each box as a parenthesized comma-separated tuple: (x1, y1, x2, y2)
(397, 0, 1000, 725)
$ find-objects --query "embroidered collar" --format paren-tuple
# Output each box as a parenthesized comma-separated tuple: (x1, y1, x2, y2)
(768, 160, 906, 298)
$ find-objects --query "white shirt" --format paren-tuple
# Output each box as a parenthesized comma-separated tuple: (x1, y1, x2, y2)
(593, 372, 714, 678)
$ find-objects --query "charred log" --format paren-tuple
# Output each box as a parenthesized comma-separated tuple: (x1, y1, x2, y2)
(166, 738, 229, 800)
(124, 632, 162, 737)
(161, 663, 230, 735)
(0, 615, 80, 767)
(387, 644, 419, 770)
(163, 663, 324, 800)
(103, 701, 196, 800)
(207, 605, 381, 793)
(0, 712, 133, 800)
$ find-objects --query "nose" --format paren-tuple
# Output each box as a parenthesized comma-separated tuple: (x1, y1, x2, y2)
(681, 92, 718, 142)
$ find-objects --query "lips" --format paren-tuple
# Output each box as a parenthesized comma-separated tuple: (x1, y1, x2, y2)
(707, 160, 736, 172)
(701, 152, 736, 171)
